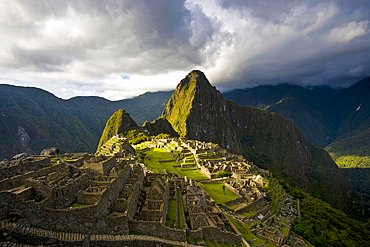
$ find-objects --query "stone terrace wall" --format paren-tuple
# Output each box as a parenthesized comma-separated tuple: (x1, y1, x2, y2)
(201, 226, 242, 245)
(40, 173, 91, 209)
(0, 171, 35, 191)
(84, 156, 116, 175)
(129, 220, 186, 242)
(187, 228, 203, 240)
(235, 197, 267, 214)
(224, 197, 244, 206)
(187, 226, 242, 245)
(0, 156, 50, 181)
(225, 183, 243, 198)
(0, 221, 196, 247)
(0, 164, 132, 234)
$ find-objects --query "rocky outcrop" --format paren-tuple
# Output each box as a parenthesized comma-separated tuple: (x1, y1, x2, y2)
(162, 70, 360, 215)
(40, 147, 59, 156)
(142, 117, 179, 137)
(11, 153, 28, 161)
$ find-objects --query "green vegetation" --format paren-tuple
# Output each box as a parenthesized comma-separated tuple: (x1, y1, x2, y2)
(165, 200, 177, 228)
(51, 156, 78, 165)
(70, 203, 90, 208)
(162, 71, 198, 136)
(96, 109, 140, 151)
(154, 133, 170, 140)
(293, 196, 370, 246)
(239, 210, 257, 218)
(142, 148, 207, 180)
(326, 128, 370, 168)
(129, 231, 146, 235)
(226, 215, 277, 247)
(123, 129, 147, 145)
(333, 155, 370, 168)
(177, 189, 186, 229)
(197, 182, 239, 206)
(216, 171, 232, 178)
(277, 180, 370, 246)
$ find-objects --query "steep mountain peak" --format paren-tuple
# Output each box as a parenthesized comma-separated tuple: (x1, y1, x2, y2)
(162, 70, 240, 152)
(176, 70, 213, 92)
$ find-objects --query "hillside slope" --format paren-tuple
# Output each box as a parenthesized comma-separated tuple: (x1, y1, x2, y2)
(162, 70, 362, 216)
(0, 85, 95, 159)
(0, 85, 172, 159)
(223, 78, 370, 168)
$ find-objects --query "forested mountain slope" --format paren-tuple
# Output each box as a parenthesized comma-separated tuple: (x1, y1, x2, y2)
(223, 77, 370, 168)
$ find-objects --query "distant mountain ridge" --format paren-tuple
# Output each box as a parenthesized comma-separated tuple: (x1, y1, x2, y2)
(162, 70, 362, 216)
(2, 77, 369, 169)
(223, 77, 370, 168)
(0, 84, 173, 159)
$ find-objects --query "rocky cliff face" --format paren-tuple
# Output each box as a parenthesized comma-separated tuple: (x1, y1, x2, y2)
(162, 70, 360, 215)
(142, 117, 179, 137)
(162, 70, 241, 154)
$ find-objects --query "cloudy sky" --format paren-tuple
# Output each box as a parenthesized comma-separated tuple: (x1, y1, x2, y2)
(0, 0, 369, 100)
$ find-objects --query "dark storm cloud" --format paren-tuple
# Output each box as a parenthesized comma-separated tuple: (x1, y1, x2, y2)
(210, 0, 370, 90)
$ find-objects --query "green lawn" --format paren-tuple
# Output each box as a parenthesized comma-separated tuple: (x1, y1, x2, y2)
(143, 148, 207, 180)
(197, 182, 240, 206)
(177, 189, 186, 229)
(166, 200, 177, 228)
(239, 210, 257, 218)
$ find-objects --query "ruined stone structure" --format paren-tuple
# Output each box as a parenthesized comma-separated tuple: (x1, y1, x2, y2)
(96, 134, 135, 157)
(139, 173, 169, 222)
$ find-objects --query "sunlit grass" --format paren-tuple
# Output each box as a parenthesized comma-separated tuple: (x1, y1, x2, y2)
(197, 182, 240, 205)
(143, 148, 207, 180)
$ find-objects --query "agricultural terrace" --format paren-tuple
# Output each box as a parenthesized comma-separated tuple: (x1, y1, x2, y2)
(139, 148, 207, 180)
(197, 182, 240, 207)
(227, 215, 277, 247)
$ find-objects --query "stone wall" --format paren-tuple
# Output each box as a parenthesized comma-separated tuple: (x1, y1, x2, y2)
(201, 226, 242, 245)
(128, 220, 186, 242)
(43, 173, 90, 208)
(0, 164, 132, 234)
(0, 171, 35, 191)
(225, 183, 243, 198)
(224, 197, 244, 206)
(235, 197, 267, 214)
(187, 226, 242, 245)
(77, 186, 107, 205)
(187, 228, 203, 240)
(0, 156, 50, 181)
(0, 221, 194, 247)
(84, 156, 116, 175)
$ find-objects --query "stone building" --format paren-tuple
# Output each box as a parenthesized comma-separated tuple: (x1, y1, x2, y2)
(139, 173, 169, 222)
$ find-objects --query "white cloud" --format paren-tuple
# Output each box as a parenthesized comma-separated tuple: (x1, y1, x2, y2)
(326, 20, 369, 44)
